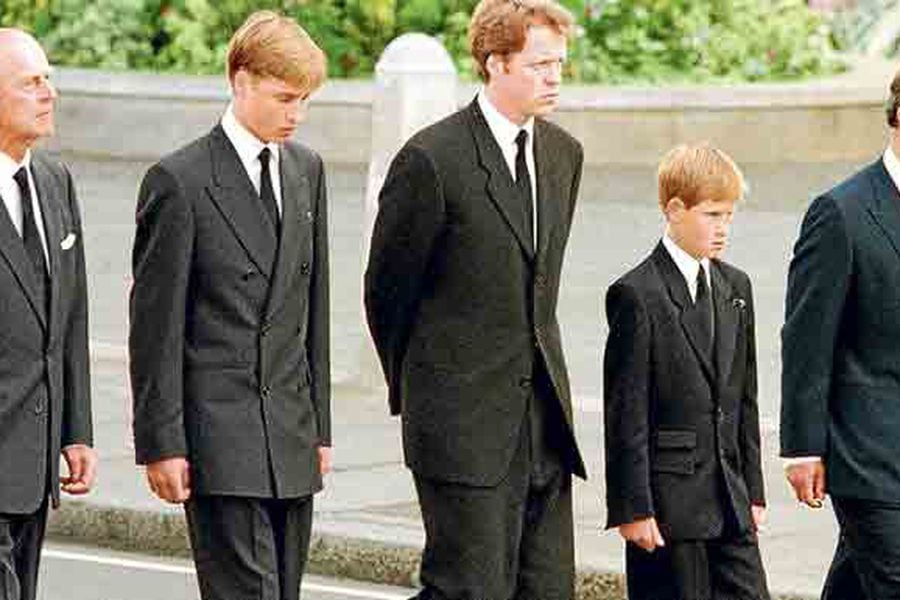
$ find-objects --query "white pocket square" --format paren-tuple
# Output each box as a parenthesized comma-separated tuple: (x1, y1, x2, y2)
(60, 233, 76, 250)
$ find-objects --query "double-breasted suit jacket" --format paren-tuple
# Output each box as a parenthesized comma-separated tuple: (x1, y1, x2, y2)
(604, 243, 765, 540)
(365, 100, 586, 486)
(129, 125, 330, 498)
(0, 151, 92, 513)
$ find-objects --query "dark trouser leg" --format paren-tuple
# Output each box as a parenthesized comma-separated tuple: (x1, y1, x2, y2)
(826, 496, 900, 600)
(0, 502, 48, 600)
(708, 531, 770, 600)
(413, 460, 528, 600)
(626, 540, 709, 600)
(821, 532, 864, 600)
(413, 398, 574, 598)
(514, 470, 574, 600)
(185, 495, 313, 600)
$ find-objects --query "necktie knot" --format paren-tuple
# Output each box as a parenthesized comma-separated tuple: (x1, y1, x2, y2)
(515, 129, 528, 151)
(13, 167, 29, 193)
(258, 147, 271, 167)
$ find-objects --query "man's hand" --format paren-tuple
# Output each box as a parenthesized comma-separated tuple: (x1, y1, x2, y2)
(618, 517, 665, 552)
(60, 445, 97, 495)
(751, 504, 767, 532)
(785, 460, 826, 508)
(146, 457, 191, 504)
(318, 446, 333, 475)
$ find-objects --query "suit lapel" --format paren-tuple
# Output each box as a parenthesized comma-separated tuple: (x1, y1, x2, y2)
(652, 243, 715, 384)
(0, 165, 48, 330)
(534, 121, 562, 260)
(711, 262, 739, 387)
(31, 155, 63, 338)
(264, 146, 310, 319)
(205, 125, 277, 279)
(468, 101, 535, 259)
(865, 160, 900, 261)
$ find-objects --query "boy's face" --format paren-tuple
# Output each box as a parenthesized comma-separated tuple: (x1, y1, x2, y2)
(666, 197, 736, 260)
(232, 70, 310, 143)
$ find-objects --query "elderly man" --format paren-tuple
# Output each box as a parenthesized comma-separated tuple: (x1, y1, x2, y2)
(0, 28, 96, 600)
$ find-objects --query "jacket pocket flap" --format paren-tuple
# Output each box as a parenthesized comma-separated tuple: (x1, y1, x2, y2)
(654, 430, 696, 449)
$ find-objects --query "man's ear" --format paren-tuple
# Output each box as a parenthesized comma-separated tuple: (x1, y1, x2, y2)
(485, 53, 507, 79)
(231, 69, 252, 100)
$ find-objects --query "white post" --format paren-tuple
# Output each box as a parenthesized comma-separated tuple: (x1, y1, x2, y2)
(359, 33, 458, 389)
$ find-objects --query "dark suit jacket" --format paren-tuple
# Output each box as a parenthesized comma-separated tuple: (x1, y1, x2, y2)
(604, 243, 764, 540)
(365, 100, 586, 487)
(781, 159, 900, 501)
(0, 151, 92, 513)
(129, 125, 330, 499)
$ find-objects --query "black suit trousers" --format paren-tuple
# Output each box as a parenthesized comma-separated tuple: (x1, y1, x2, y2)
(625, 530, 768, 600)
(822, 497, 900, 600)
(412, 371, 574, 600)
(185, 495, 313, 600)
(0, 501, 47, 600)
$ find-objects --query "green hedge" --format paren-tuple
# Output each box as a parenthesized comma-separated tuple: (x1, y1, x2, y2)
(0, 0, 843, 82)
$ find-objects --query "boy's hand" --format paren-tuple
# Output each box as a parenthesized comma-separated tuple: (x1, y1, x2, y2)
(751, 504, 767, 532)
(618, 517, 666, 552)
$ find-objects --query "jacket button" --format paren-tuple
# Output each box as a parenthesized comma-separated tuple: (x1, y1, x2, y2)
(242, 269, 255, 281)
(260, 321, 270, 337)
(261, 385, 270, 398)
(519, 376, 532, 389)
(535, 274, 546, 288)
(300, 262, 311, 275)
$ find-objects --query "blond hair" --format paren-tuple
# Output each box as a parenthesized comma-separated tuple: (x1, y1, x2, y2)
(468, 0, 573, 82)
(658, 143, 745, 210)
(227, 11, 326, 93)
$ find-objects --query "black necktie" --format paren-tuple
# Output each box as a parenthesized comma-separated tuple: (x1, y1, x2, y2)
(695, 265, 713, 355)
(515, 130, 534, 245)
(258, 148, 280, 234)
(13, 167, 49, 314)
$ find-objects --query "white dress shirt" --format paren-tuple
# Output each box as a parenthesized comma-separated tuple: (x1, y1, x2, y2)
(477, 90, 537, 244)
(662, 233, 710, 301)
(0, 149, 50, 263)
(221, 104, 283, 216)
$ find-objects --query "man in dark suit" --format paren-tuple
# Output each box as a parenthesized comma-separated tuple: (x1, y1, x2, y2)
(365, 1, 585, 598)
(604, 144, 768, 600)
(129, 12, 330, 600)
(781, 68, 900, 598)
(0, 28, 96, 600)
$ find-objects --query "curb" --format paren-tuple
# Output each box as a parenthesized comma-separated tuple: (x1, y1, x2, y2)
(46, 501, 812, 600)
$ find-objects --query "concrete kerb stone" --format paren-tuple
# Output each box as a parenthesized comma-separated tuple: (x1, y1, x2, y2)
(46, 501, 813, 600)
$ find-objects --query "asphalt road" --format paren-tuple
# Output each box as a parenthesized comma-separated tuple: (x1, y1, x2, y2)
(37, 544, 416, 600)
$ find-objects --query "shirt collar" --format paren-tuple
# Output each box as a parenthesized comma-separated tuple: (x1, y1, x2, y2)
(221, 104, 279, 167)
(662, 232, 710, 289)
(884, 145, 900, 193)
(477, 90, 534, 149)
(0, 149, 31, 181)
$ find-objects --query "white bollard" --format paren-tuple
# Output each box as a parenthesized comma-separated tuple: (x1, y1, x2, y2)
(359, 33, 458, 389)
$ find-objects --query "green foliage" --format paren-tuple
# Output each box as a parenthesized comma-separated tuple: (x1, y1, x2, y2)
(1, 0, 844, 83)
(577, 0, 842, 83)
